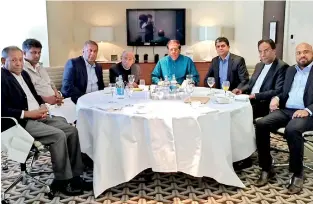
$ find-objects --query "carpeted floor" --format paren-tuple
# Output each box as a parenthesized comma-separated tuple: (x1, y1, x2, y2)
(1, 135, 313, 204)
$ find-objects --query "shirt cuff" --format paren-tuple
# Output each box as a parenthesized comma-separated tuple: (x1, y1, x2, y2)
(20, 110, 24, 119)
(305, 108, 312, 116)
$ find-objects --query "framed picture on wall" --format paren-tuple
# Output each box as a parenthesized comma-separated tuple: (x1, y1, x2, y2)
(269, 21, 277, 43)
(111, 55, 118, 61)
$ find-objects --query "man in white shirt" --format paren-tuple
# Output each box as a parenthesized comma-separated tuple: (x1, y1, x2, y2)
(1, 46, 90, 196)
(232, 39, 289, 171)
(22, 39, 63, 105)
(233, 39, 289, 119)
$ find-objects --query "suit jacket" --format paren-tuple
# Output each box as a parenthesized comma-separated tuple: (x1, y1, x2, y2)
(61, 56, 104, 104)
(204, 53, 249, 90)
(109, 62, 140, 83)
(241, 58, 289, 101)
(278, 65, 313, 113)
(1, 69, 44, 131)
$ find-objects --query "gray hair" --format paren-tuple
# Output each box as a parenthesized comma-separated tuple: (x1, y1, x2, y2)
(84, 40, 98, 49)
(1, 46, 23, 59)
(121, 50, 135, 59)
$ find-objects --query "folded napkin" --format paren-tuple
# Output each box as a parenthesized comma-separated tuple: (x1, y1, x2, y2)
(234, 94, 249, 101)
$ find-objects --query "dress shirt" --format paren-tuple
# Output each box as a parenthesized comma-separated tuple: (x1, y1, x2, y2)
(286, 62, 313, 115)
(251, 63, 272, 94)
(219, 52, 230, 87)
(12, 73, 40, 118)
(23, 61, 55, 97)
(84, 60, 99, 93)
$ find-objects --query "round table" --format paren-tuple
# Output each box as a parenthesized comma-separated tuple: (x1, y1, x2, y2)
(76, 87, 256, 197)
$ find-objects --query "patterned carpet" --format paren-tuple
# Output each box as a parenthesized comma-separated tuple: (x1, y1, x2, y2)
(1, 135, 313, 204)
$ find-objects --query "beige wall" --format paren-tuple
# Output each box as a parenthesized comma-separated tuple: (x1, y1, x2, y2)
(283, 1, 313, 65)
(46, 1, 75, 67)
(47, 1, 265, 67)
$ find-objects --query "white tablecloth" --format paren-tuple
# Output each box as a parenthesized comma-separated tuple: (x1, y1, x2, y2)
(49, 98, 77, 123)
(76, 87, 256, 197)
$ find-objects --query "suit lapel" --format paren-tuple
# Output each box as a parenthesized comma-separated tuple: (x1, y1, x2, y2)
(250, 63, 264, 88)
(79, 56, 88, 90)
(304, 67, 313, 95)
(227, 54, 233, 81)
(286, 67, 297, 94)
(260, 58, 279, 90)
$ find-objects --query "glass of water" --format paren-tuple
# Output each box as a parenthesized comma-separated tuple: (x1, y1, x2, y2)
(139, 79, 145, 89)
(207, 77, 215, 94)
(108, 83, 116, 103)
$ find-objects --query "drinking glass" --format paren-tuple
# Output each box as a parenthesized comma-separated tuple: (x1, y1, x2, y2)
(222, 81, 230, 97)
(186, 74, 193, 83)
(207, 77, 215, 94)
(185, 81, 195, 102)
(139, 79, 145, 89)
(108, 83, 116, 103)
(128, 75, 135, 85)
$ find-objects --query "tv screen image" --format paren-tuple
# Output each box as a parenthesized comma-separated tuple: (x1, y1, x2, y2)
(126, 9, 186, 46)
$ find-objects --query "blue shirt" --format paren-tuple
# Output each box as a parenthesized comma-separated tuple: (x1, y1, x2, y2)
(219, 52, 230, 87)
(286, 62, 313, 115)
(151, 54, 200, 85)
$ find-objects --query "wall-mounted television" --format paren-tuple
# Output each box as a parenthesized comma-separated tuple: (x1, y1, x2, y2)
(126, 8, 186, 46)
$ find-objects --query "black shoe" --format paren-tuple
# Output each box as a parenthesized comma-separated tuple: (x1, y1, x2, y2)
(255, 169, 275, 187)
(71, 176, 93, 191)
(50, 179, 83, 196)
(287, 175, 303, 194)
(233, 157, 253, 171)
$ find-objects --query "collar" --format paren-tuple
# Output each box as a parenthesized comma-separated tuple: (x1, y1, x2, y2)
(219, 52, 230, 61)
(24, 60, 41, 72)
(295, 61, 313, 73)
(84, 58, 96, 68)
(121, 62, 131, 70)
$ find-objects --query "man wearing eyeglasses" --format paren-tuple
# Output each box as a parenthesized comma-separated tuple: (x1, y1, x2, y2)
(204, 37, 249, 91)
(109, 51, 140, 87)
(151, 40, 199, 85)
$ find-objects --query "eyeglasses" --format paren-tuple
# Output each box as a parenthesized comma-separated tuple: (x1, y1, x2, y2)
(296, 50, 310, 55)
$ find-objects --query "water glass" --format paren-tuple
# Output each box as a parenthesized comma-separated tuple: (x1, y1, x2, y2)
(139, 79, 145, 89)
(128, 75, 135, 85)
(207, 77, 215, 94)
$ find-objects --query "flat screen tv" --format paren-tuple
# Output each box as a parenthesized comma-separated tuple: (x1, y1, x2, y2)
(126, 9, 186, 46)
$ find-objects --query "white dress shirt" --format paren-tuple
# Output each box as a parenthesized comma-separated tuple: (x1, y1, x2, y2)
(12, 73, 40, 118)
(251, 63, 272, 94)
(84, 60, 99, 93)
(23, 61, 55, 97)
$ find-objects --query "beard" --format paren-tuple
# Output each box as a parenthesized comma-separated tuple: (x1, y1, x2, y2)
(297, 58, 313, 68)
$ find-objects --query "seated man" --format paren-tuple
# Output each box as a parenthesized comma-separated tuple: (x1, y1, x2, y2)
(109, 51, 140, 87)
(233, 39, 289, 119)
(1, 46, 91, 195)
(151, 40, 200, 85)
(22, 38, 63, 105)
(255, 43, 313, 194)
(61, 40, 104, 103)
(204, 37, 249, 90)
(152, 30, 170, 45)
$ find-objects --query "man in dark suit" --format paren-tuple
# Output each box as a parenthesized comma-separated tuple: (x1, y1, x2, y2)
(233, 39, 289, 119)
(109, 51, 140, 87)
(204, 37, 249, 90)
(61, 40, 104, 104)
(1, 46, 90, 195)
(255, 43, 313, 194)
(231, 39, 289, 172)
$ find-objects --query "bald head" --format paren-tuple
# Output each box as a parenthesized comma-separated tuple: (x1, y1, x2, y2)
(295, 42, 313, 68)
(121, 51, 135, 69)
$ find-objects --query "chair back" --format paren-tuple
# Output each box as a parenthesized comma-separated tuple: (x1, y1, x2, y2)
(1, 117, 34, 163)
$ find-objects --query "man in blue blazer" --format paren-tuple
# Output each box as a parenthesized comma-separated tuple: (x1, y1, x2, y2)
(61, 40, 104, 103)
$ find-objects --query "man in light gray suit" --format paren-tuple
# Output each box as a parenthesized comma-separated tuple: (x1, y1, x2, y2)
(109, 51, 140, 87)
